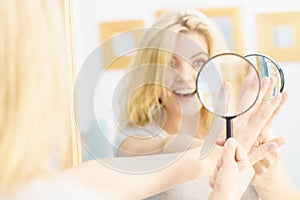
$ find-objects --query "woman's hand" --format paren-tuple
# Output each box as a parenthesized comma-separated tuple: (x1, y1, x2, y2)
(249, 135, 300, 200)
(233, 77, 288, 152)
(209, 137, 284, 200)
(209, 138, 254, 200)
(250, 135, 286, 189)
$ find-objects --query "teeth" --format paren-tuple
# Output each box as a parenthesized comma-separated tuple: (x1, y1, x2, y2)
(174, 88, 195, 95)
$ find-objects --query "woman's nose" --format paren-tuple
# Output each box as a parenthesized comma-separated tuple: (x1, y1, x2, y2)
(175, 61, 197, 82)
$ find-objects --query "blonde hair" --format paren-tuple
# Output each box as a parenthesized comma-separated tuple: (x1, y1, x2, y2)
(119, 9, 229, 135)
(0, 0, 75, 194)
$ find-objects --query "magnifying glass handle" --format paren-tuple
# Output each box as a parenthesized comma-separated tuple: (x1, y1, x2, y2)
(226, 117, 233, 139)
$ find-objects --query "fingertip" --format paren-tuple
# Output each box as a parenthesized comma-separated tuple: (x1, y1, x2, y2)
(225, 138, 236, 148)
(270, 137, 287, 147)
(282, 137, 287, 143)
(223, 138, 237, 159)
(216, 138, 226, 146)
(282, 91, 288, 101)
(262, 76, 269, 82)
(274, 92, 282, 99)
(270, 75, 277, 83)
(262, 77, 270, 85)
(267, 142, 278, 151)
(277, 137, 287, 146)
(282, 90, 288, 95)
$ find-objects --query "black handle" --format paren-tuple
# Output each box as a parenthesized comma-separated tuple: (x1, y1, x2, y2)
(226, 117, 233, 139)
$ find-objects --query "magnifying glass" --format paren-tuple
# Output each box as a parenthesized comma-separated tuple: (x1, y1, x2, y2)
(245, 54, 284, 94)
(197, 53, 261, 159)
(196, 53, 261, 140)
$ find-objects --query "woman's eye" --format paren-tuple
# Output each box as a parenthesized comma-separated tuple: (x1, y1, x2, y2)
(193, 60, 205, 69)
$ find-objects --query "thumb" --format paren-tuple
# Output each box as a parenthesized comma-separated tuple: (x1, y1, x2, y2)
(222, 138, 237, 163)
(235, 142, 249, 162)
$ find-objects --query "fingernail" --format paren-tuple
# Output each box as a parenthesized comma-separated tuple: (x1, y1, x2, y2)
(274, 93, 282, 99)
(226, 138, 235, 147)
(262, 77, 270, 84)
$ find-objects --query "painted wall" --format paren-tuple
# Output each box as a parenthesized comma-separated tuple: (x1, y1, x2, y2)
(72, 0, 300, 187)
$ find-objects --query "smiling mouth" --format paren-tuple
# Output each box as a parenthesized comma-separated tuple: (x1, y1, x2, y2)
(173, 88, 197, 97)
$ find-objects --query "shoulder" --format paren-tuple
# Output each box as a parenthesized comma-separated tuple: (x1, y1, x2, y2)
(116, 124, 168, 140)
(113, 125, 168, 154)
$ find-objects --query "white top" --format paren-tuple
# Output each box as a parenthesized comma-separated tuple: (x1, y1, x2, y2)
(114, 125, 260, 200)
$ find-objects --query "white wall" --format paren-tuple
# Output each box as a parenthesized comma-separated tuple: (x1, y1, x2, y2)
(73, 0, 300, 187)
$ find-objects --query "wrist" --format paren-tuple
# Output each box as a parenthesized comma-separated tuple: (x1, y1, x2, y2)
(253, 162, 296, 199)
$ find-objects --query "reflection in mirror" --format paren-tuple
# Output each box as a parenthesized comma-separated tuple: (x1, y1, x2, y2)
(73, 0, 300, 195)
(245, 54, 284, 95)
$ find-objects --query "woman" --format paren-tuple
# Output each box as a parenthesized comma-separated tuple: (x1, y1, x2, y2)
(0, 0, 75, 194)
(114, 9, 297, 200)
(1, 1, 282, 199)
(115, 10, 287, 156)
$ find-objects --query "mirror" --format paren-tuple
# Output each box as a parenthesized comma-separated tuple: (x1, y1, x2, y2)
(245, 54, 284, 95)
(72, 2, 300, 192)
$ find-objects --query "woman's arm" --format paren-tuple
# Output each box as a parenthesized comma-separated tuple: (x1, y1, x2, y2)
(56, 147, 207, 200)
(55, 141, 280, 200)
(55, 141, 279, 200)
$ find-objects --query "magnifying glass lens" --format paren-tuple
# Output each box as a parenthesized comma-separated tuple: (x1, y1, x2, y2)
(245, 54, 284, 94)
(196, 53, 260, 119)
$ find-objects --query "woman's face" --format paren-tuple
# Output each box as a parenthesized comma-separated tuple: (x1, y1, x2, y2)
(163, 31, 209, 116)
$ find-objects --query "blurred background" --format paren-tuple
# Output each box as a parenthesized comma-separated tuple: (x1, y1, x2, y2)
(72, 0, 300, 187)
